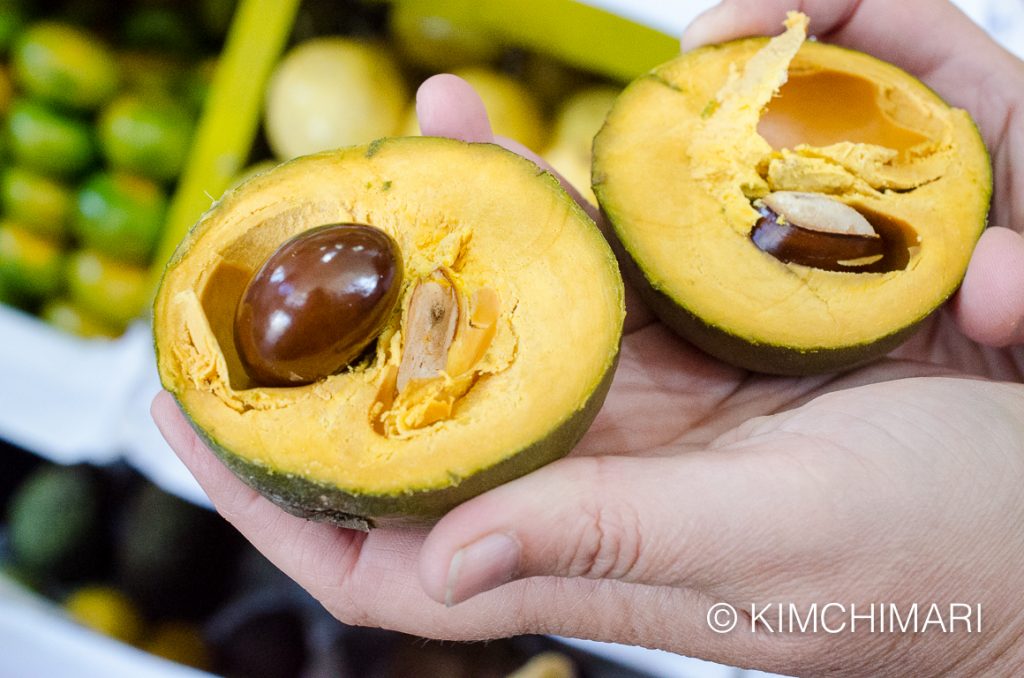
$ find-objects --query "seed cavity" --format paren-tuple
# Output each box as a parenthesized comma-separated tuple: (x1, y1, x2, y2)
(371, 267, 501, 436)
(750, 191, 895, 272)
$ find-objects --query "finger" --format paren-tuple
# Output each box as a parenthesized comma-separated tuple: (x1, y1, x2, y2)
(951, 227, 1024, 347)
(150, 393, 763, 663)
(682, 0, 985, 69)
(418, 451, 791, 607)
(416, 73, 494, 143)
(150, 391, 370, 582)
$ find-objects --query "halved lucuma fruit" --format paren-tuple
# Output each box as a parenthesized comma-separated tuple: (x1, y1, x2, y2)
(592, 12, 991, 374)
(154, 137, 624, 528)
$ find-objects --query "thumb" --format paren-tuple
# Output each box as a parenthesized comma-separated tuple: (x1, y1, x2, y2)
(416, 73, 494, 143)
(951, 226, 1024, 347)
(418, 452, 771, 606)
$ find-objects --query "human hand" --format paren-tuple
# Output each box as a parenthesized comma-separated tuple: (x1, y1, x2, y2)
(152, 2, 1024, 675)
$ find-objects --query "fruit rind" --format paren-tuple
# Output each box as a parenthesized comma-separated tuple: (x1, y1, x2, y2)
(594, 32, 991, 374)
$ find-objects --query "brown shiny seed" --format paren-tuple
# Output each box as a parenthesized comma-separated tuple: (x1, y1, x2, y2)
(751, 191, 885, 272)
(234, 223, 403, 386)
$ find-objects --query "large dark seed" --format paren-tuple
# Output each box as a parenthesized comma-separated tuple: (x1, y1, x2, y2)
(234, 223, 403, 386)
(751, 193, 886, 272)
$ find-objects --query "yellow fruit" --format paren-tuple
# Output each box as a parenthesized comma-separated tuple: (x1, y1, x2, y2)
(265, 38, 406, 159)
(543, 86, 619, 205)
(64, 586, 144, 645)
(143, 621, 211, 670)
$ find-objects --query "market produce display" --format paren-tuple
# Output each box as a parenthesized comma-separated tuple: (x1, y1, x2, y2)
(593, 12, 991, 374)
(0, 0, 624, 345)
(0, 448, 608, 676)
(0, 1, 211, 337)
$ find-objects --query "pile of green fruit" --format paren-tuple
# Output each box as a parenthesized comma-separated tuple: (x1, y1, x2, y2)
(1, 458, 243, 673)
(0, 2, 220, 338)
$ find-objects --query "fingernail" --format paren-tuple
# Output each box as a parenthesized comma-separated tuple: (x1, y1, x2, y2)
(444, 533, 520, 607)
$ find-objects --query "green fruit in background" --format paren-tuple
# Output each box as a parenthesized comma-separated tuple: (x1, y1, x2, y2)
(1, 167, 72, 240)
(199, 0, 238, 40)
(98, 94, 194, 181)
(388, 0, 501, 71)
(0, 2, 25, 55)
(264, 37, 406, 159)
(6, 99, 96, 177)
(64, 585, 144, 645)
(0, 65, 13, 115)
(117, 51, 187, 96)
(181, 57, 216, 114)
(66, 249, 149, 328)
(117, 483, 242, 619)
(13, 22, 119, 110)
(0, 274, 13, 306)
(41, 297, 119, 338)
(6, 465, 100, 579)
(73, 172, 166, 264)
(0, 220, 63, 303)
(121, 6, 195, 56)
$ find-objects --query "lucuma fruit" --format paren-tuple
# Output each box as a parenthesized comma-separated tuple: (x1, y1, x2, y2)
(154, 137, 623, 529)
(592, 12, 991, 375)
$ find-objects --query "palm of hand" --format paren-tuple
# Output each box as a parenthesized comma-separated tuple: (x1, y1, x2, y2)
(585, 311, 1022, 462)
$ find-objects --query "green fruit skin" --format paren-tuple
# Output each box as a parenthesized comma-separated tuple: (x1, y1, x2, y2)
(66, 249, 149, 327)
(7, 465, 98, 578)
(98, 95, 194, 182)
(121, 7, 194, 55)
(7, 99, 96, 177)
(611, 228, 921, 375)
(13, 21, 119, 110)
(1, 167, 72, 239)
(176, 356, 617, 530)
(0, 220, 63, 302)
(73, 172, 167, 264)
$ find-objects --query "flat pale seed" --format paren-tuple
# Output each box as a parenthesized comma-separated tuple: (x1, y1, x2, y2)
(395, 274, 458, 392)
(762, 191, 877, 236)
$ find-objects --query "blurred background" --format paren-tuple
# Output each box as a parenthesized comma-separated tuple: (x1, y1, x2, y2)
(0, 0, 1020, 676)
